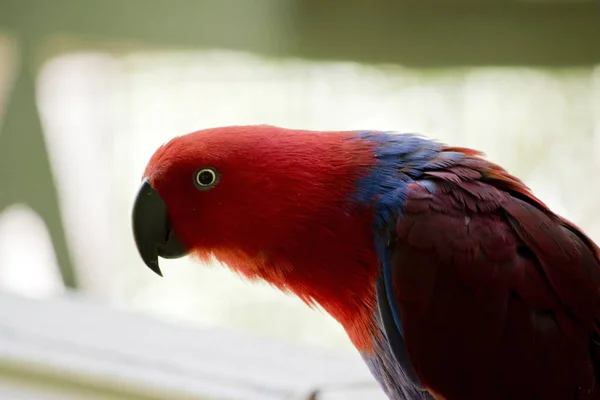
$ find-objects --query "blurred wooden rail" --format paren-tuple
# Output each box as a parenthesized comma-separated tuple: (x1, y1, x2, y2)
(0, 291, 386, 400)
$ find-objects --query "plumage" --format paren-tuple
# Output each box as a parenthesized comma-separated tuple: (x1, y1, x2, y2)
(132, 125, 600, 400)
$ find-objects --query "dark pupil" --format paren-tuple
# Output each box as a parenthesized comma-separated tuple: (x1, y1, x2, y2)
(198, 170, 214, 185)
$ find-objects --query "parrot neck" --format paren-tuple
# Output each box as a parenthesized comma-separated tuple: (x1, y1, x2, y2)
(208, 213, 382, 352)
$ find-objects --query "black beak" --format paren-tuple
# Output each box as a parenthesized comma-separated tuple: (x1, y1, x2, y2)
(132, 179, 188, 276)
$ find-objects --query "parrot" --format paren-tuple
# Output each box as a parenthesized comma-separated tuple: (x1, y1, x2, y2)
(132, 125, 600, 400)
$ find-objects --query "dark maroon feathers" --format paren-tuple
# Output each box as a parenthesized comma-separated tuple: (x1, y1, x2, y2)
(393, 150, 600, 400)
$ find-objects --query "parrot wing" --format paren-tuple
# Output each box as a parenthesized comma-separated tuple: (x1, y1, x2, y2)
(378, 153, 600, 399)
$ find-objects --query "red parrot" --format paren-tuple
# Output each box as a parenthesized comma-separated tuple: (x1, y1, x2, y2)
(132, 125, 600, 400)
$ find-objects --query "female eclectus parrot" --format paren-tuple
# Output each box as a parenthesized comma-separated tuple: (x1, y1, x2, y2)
(132, 125, 600, 400)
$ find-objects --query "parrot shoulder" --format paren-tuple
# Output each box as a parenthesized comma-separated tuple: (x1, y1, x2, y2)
(386, 148, 600, 398)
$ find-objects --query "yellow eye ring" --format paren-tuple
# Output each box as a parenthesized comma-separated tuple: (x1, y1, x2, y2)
(194, 167, 219, 190)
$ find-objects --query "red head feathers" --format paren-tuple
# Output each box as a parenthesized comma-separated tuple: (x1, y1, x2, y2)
(133, 125, 383, 349)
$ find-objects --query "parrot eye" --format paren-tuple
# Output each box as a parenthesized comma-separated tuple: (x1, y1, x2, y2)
(194, 167, 220, 190)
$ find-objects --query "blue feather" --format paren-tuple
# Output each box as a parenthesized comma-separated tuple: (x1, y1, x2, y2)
(350, 131, 462, 399)
(353, 130, 440, 330)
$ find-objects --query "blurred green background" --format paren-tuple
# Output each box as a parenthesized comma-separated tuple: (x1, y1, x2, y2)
(0, 0, 599, 355)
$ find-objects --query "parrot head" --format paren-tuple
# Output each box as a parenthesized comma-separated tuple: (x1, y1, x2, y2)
(132, 125, 383, 346)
